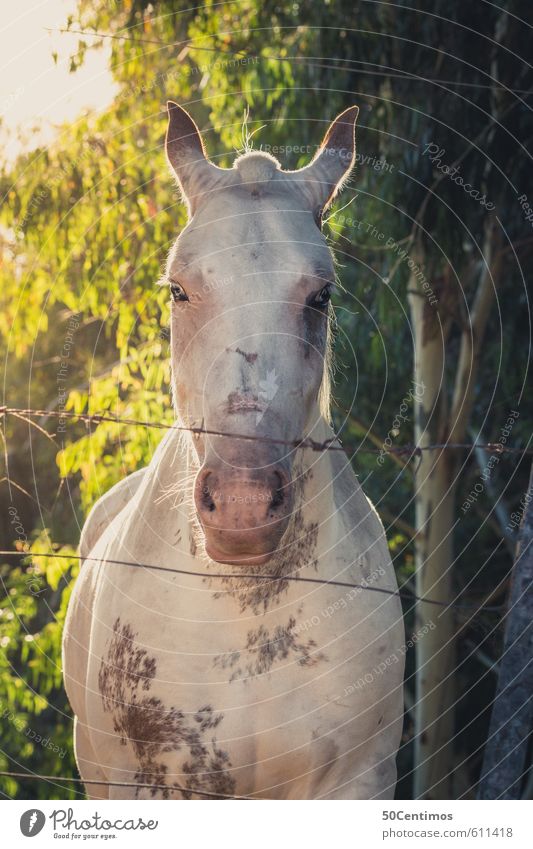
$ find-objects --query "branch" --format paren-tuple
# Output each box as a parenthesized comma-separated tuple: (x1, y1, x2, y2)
(380, 506, 416, 539)
(470, 426, 515, 556)
(449, 220, 504, 443)
(343, 413, 411, 473)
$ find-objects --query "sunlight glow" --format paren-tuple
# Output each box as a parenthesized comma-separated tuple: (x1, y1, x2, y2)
(0, 0, 116, 162)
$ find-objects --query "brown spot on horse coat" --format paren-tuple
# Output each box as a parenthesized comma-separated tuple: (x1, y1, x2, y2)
(214, 616, 326, 682)
(98, 618, 235, 798)
(235, 347, 258, 364)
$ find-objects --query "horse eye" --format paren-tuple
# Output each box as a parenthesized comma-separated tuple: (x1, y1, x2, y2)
(170, 282, 189, 303)
(312, 286, 332, 308)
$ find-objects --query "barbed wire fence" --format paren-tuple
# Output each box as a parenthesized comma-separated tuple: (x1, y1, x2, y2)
(0, 548, 507, 613)
(2, 405, 531, 457)
(1, 403, 530, 615)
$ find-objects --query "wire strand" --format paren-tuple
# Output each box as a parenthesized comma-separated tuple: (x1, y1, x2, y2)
(0, 406, 530, 458)
(0, 549, 505, 613)
(0, 769, 246, 800)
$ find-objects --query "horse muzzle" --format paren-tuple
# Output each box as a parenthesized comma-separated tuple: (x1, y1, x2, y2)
(193, 462, 293, 565)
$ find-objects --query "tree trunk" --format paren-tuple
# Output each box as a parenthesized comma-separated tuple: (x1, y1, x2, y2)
(408, 269, 456, 799)
(408, 220, 503, 798)
(478, 463, 533, 799)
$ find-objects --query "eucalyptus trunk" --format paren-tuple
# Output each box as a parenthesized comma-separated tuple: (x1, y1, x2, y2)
(408, 264, 456, 799)
(409, 222, 503, 798)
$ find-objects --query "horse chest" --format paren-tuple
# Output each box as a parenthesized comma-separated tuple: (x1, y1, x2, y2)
(85, 566, 399, 798)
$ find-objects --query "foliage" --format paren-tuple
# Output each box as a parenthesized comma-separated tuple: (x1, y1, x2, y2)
(0, 540, 78, 799)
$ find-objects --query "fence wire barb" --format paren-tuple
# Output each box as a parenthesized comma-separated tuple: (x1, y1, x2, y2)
(0, 406, 531, 458)
(0, 549, 505, 613)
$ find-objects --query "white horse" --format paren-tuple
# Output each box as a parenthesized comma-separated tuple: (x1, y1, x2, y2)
(63, 103, 405, 799)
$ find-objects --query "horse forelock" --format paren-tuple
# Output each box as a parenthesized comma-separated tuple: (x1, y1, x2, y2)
(232, 150, 281, 185)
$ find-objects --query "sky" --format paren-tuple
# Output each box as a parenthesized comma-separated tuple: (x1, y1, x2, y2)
(0, 0, 116, 161)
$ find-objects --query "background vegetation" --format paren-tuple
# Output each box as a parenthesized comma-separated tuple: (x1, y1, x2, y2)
(1, 0, 531, 799)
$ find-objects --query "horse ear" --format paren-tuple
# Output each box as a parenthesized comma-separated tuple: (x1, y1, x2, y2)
(300, 106, 359, 211)
(165, 101, 220, 214)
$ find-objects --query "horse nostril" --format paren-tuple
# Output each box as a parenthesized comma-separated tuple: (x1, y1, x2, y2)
(269, 471, 287, 512)
(200, 474, 216, 512)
